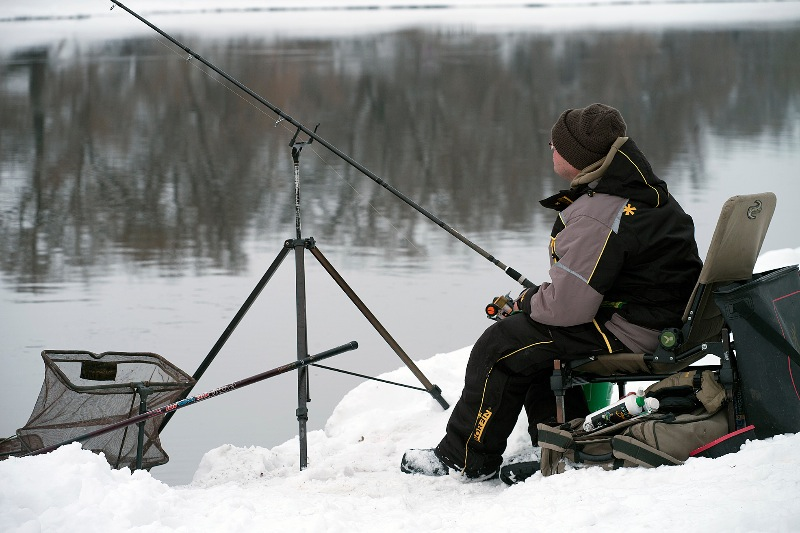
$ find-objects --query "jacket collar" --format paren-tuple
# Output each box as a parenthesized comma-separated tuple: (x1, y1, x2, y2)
(569, 136, 629, 188)
(540, 136, 669, 211)
(539, 137, 628, 212)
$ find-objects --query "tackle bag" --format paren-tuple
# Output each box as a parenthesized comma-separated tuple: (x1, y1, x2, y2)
(538, 370, 731, 476)
(714, 264, 800, 440)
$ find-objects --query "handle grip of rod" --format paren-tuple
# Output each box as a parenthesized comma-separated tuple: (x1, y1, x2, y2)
(305, 341, 359, 365)
(505, 267, 536, 288)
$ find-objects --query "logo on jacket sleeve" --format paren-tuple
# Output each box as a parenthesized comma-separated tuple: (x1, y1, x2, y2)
(623, 203, 637, 216)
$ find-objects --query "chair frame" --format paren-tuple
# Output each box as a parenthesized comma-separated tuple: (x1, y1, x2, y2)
(551, 192, 777, 428)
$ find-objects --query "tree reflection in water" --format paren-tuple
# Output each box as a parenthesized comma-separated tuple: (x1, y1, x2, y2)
(1, 28, 798, 289)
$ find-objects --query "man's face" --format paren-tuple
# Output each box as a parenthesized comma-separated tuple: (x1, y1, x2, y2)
(552, 146, 580, 182)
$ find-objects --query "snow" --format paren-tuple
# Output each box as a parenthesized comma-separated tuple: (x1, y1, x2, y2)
(1, 250, 799, 531)
(1, 0, 794, 18)
(1, 0, 799, 51)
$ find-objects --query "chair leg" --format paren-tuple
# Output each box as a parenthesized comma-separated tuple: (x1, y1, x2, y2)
(617, 381, 626, 398)
(718, 328, 739, 431)
(551, 360, 566, 424)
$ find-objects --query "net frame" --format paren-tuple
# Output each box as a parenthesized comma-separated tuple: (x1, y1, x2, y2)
(8, 350, 195, 470)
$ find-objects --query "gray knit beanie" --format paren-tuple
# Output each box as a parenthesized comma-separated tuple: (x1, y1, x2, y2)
(551, 103, 627, 170)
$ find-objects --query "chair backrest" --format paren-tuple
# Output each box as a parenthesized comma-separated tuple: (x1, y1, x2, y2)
(681, 192, 777, 348)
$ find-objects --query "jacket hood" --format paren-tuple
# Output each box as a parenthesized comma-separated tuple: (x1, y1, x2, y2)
(541, 137, 670, 211)
(575, 137, 669, 207)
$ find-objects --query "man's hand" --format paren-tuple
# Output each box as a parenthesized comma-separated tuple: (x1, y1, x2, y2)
(485, 286, 539, 320)
(513, 286, 538, 316)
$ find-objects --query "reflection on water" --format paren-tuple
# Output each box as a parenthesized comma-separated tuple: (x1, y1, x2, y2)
(3, 27, 799, 284)
(1, 21, 798, 484)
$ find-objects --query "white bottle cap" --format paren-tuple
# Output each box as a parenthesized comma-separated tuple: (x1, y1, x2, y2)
(643, 397, 660, 413)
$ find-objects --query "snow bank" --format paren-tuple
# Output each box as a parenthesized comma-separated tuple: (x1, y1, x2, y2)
(2, 245, 799, 532)
(1, 345, 799, 531)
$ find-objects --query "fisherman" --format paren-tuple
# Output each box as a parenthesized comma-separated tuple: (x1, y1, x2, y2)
(401, 103, 702, 480)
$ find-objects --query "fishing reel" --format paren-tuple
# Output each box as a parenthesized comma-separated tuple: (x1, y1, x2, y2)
(485, 293, 515, 321)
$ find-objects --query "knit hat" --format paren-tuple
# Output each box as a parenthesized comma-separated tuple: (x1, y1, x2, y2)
(550, 103, 627, 170)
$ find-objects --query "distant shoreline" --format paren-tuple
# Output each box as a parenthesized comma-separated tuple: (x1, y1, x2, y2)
(2, 0, 799, 23)
(1, 0, 798, 53)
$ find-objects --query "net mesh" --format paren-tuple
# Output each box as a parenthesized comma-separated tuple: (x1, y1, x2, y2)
(1, 350, 195, 470)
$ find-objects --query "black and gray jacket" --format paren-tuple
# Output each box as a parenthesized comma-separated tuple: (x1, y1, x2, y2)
(523, 137, 702, 353)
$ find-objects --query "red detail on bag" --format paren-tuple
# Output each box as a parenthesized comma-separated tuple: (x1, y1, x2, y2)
(689, 425, 756, 457)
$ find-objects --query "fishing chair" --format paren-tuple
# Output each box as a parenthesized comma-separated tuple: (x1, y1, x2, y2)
(551, 192, 777, 427)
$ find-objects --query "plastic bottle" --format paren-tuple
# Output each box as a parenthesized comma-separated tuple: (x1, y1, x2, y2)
(582, 389, 659, 432)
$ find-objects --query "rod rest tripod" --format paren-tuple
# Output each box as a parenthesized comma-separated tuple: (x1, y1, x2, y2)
(283, 233, 449, 411)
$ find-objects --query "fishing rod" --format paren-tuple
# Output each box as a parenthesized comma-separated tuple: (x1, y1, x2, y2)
(108, 0, 535, 290)
(23, 341, 358, 459)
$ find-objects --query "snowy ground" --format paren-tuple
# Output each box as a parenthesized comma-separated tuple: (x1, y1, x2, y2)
(1, 249, 798, 532)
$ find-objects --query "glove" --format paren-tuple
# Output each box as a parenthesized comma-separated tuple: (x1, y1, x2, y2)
(486, 286, 540, 321)
(514, 285, 539, 316)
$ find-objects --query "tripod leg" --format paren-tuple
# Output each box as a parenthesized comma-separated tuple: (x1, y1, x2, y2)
(309, 246, 449, 410)
(159, 245, 293, 433)
(294, 242, 310, 470)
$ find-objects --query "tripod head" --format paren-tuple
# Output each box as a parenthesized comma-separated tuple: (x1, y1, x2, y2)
(289, 123, 320, 240)
(290, 123, 320, 164)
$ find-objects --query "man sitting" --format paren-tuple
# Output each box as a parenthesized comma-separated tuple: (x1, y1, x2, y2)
(402, 103, 702, 480)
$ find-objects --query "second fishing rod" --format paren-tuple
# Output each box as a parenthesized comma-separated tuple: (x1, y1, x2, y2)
(109, 0, 535, 290)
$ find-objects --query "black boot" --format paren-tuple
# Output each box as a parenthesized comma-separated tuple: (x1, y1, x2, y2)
(499, 460, 540, 485)
(401, 449, 499, 481)
(400, 449, 450, 477)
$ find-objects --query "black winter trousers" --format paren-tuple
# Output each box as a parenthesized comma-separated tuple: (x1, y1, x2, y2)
(435, 312, 627, 476)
